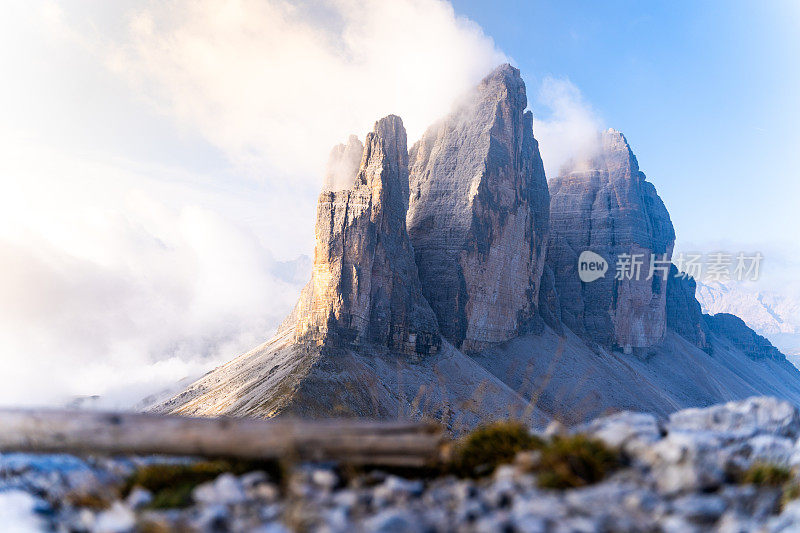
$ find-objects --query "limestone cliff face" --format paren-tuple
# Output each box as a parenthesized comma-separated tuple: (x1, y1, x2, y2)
(705, 313, 784, 361)
(547, 129, 675, 351)
(666, 265, 711, 351)
(293, 115, 440, 356)
(407, 64, 550, 353)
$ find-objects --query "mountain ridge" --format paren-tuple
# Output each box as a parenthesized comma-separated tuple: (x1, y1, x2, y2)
(152, 64, 800, 429)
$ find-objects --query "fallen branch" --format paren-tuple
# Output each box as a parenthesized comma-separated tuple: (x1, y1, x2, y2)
(0, 409, 445, 468)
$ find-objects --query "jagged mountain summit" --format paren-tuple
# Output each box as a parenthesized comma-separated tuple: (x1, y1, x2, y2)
(546, 129, 675, 352)
(153, 64, 800, 427)
(289, 115, 440, 356)
(407, 64, 550, 353)
(155, 111, 537, 426)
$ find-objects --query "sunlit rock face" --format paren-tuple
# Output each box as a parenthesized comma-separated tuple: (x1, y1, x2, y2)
(547, 129, 675, 351)
(293, 115, 440, 356)
(407, 64, 550, 353)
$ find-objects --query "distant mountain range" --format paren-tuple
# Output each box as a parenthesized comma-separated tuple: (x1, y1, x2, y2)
(149, 65, 800, 429)
(697, 280, 800, 359)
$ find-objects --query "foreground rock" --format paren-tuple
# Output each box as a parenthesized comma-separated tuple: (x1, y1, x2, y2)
(13, 397, 800, 532)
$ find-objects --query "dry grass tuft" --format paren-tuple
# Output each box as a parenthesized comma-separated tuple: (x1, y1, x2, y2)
(741, 462, 792, 487)
(123, 459, 282, 509)
(535, 434, 620, 489)
(449, 420, 544, 477)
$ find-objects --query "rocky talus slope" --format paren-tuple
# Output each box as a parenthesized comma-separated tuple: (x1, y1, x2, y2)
(546, 129, 676, 352)
(15, 397, 800, 531)
(154, 63, 800, 428)
(407, 64, 550, 353)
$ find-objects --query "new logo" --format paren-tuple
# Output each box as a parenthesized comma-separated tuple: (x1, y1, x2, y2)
(578, 251, 608, 282)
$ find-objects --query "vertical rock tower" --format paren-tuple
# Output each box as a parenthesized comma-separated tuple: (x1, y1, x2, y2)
(407, 64, 550, 352)
(293, 115, 441, 356)
(547, 129, 675, 351)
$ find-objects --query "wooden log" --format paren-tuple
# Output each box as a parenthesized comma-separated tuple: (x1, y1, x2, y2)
(0, 409, 445, 467)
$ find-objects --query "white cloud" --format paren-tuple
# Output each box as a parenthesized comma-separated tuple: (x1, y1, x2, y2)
(0, 139, 306, 408)
(0, 0, 504, 408)
(104, 0, 506, 180)
(533, 76, 604, 179)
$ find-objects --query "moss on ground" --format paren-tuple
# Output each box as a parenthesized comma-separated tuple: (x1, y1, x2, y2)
(535, 434, 621, 489)
(741, 462, 792, 487)
(782, 482, 800, 509)
(123, 459, 283, 509)
(449, 421, 622, 489)
(449, 420, 544, 477)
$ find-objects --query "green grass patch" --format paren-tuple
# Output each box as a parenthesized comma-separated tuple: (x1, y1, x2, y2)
(449, 420, 543, 477)
(123, 459, 283, 509)
(448, 421, 621, 487)
(742, 462, 792, 487)
(535, 434, 621, 489)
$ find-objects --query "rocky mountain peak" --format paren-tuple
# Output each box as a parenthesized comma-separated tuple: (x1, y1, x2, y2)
(475, 62, 527, 109)
(292, 115, 440, 356)
(407, 63, 550, 353)
(547, 129, 675, 351)
(154, 64, 800, 430)
(705, 313, 785, 361)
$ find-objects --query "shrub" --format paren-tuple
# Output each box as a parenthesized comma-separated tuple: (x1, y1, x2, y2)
(782, 482, 800, 510)
(123, 461, 230, 509)
(536, 434, 621, 489)
(742, 462, 792, 487)
(123, 459, 282, 509)
(449, 420, 543, 477)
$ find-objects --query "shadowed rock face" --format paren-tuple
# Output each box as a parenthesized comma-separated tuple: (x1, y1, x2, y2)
(547, 129, 675, 351)
(293, 115, 440, 356)
(666, 265, 711, 351)
(705, 313, 784, 361)
(407, 64, 550, 353)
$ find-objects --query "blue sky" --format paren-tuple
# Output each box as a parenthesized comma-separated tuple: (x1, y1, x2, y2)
(454, 0, 800, 266)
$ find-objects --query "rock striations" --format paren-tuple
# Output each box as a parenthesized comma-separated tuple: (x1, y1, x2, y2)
(153, 63, 800, 427)
(291, 115, 440, 356)
(706, 312, 785, 361)
(547, 129, 676, 351)
(407, 64, 550, 353)
(666, 265, 711, 351)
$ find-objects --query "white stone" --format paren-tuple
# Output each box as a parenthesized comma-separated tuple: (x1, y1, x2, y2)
(124, 487, 152, 510)
(668, 397, 800, 439)
(193, 473, 247, 505)
(92, 502, 135, 533)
